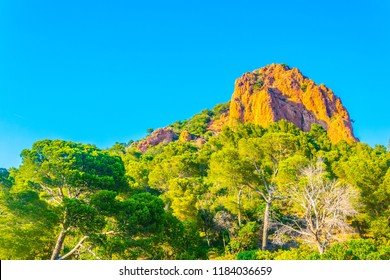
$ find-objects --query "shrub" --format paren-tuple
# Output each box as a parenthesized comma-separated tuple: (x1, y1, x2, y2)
(320, 239, 390, 260)
(253, 80, 264, 91)
(229, 222, 259, 253)
(281, 63, 290, 69)
(236, 250, 258, 260)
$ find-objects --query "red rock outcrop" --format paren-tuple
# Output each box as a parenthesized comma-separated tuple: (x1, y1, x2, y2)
(135, 128, 176, 152)
(229, 64, 357, 143)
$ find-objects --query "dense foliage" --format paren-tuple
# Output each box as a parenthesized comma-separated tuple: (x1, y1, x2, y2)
(0, 116, 389, 260)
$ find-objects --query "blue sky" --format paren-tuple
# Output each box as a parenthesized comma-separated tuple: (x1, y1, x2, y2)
(0, 0, 389, 168)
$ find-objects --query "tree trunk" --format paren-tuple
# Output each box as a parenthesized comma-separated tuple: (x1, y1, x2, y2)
(317, 242, 325, 255)
(262, 200, 271, 250)
(222, 232, 226, 251)
(237, 189, 243, 227)
(51, 228, 67, 260)
(51, 210, 69, 260)
(316, 235, 325, 254)
(205, 230, 210, 246)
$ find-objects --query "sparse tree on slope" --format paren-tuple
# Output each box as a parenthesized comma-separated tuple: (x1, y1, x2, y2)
(276, 160, 358, 254)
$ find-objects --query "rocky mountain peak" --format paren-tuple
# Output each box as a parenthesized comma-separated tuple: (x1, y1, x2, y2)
(229, 63, 357, 143)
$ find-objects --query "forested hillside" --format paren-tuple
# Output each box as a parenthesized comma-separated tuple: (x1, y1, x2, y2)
(1, 65, 389, 260)
(1, 117, 389, 260)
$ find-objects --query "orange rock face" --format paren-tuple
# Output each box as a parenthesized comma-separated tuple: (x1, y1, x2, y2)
(229, 64, 357, 143)
(208, 111, 230, 134)
(179, 130, 192, 142)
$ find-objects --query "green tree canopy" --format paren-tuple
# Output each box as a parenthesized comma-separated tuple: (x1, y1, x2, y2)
(14, 140, 128, 259)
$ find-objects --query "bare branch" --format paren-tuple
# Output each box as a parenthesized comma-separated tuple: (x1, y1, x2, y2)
(80, 244, 102, 260)
(38, 183, 62, 205)
(58, 187, 64, 199)
(58, 236, 89, 260)
(253, 160, 270, 193)
(247, 183, 268, 202)
(278, 160, 358, 254)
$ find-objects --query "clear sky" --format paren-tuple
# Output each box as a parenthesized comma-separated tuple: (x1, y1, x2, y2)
(1, 0, 389, 168)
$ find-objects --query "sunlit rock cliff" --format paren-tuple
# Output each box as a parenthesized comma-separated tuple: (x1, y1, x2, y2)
(228, 64, 357, 143)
